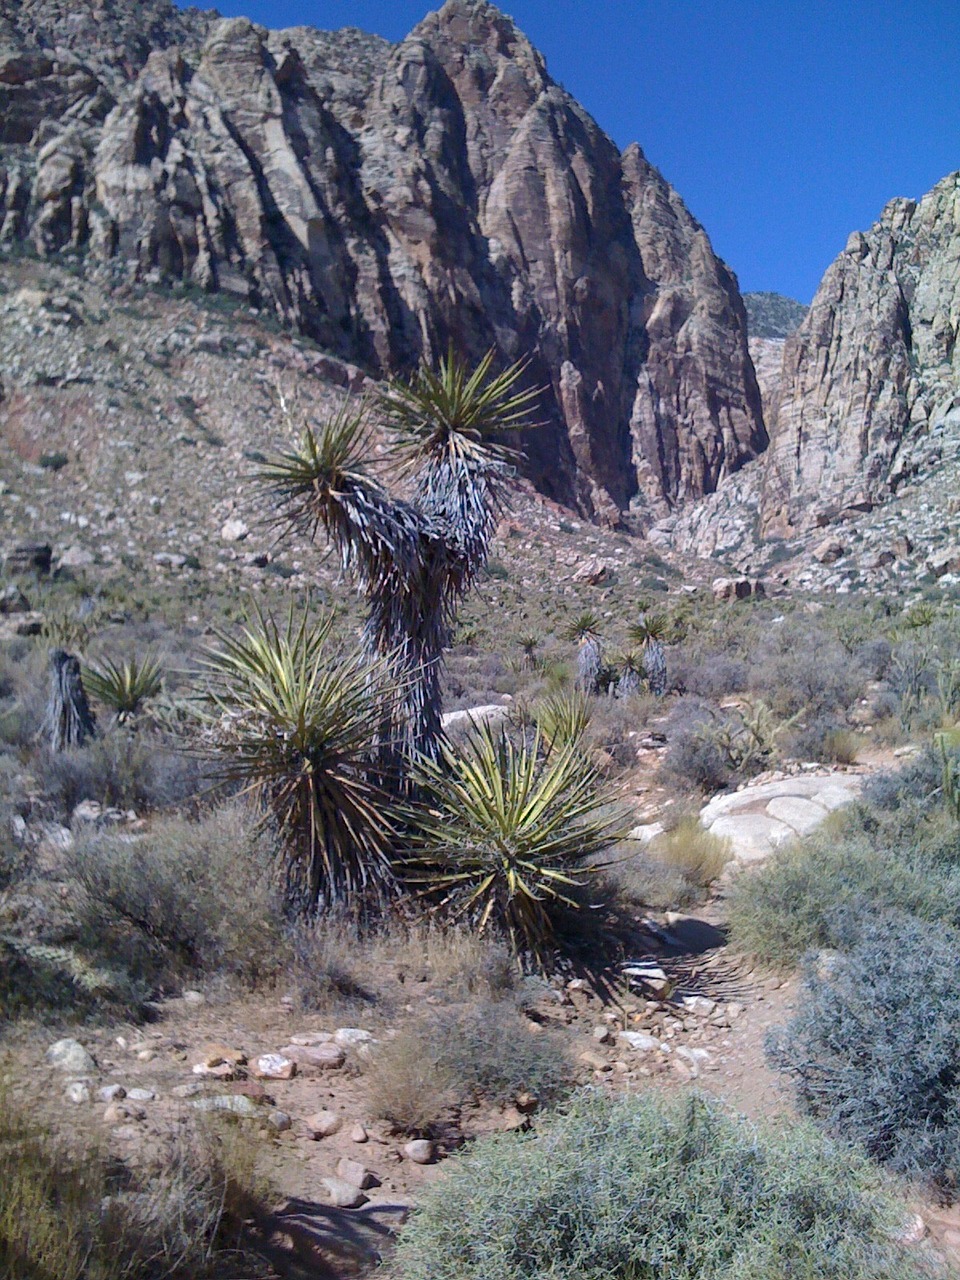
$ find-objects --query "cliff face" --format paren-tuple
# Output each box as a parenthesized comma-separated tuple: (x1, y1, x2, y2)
(762, 172, 960, 535)
(0, 0, 765, 521)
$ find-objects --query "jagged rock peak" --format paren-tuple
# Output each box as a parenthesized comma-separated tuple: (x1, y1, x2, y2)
(0, 0, 766, 523)
(761, 170, 960, 535)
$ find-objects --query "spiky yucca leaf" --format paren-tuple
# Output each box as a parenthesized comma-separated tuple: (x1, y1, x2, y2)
(628, 611, 670, 646)
(378, 345, 540, 474)
(197, 608, 399, 915)
(533, 690, 592, 753)
(83, 654, 163, 718)
(564, 612, 603, 643)
(406, 722, 630, 965)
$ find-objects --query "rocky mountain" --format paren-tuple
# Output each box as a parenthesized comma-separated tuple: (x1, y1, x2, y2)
(761, 172, 960, 537)
(0, 0, 766, 524)
(743, 292, 807, 341)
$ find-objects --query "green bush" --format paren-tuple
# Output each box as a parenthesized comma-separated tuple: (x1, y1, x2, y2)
(769, 913, 960, 1191)
(66, 806, 284, 991)
(393, 1092, 920, 1280)
(727, 809, 960, 969)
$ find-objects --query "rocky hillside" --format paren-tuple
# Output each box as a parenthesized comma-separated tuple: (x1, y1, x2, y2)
(761, 172, 960, 536)
(742, 292, 807, 340)
(0, 0, 766, 525)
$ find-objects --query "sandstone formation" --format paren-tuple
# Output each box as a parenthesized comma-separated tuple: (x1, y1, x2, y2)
(0, 0, 765, 521)
(762, 171, 960, 535)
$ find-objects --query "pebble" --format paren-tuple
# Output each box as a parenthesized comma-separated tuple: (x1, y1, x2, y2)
(46, 1039, 97, 1074)
(268, 1111, 292, 1133)
(592, 1025, 612, 1044)
(334, 1028, 374, 1048)
(199, 1043, 247, 1068)
(98, 1084, 126, 1103)
(189, 1095, 261, 1118)
(350, 1123, 369, 1143)
(126, 1088, 156, 1102)
(182, 990, 205, 1005)
(322, 1176, 368, 1209)
(403, 1139, 434, 1165)
(337, 1157, 375, 1189)
(618, 1031, 662, 1053)
(253, 1054, 296, 1080)
(104, 1102, 145, 1123)
(65, 1081, 91, 1104)
(278, 1043, 345, 1072)
(303, 1110, 341, 1139)
(287, 1031, 334, 1047)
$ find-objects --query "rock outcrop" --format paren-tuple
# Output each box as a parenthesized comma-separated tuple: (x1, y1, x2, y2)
(761, 171, 960, 535)
(0, 0, 765, 521)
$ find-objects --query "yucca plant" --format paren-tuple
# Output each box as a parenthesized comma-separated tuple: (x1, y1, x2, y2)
(614, 649, 644, 699)
(565, 612, 604, 695)
(257, 350, 539, 769)
(628, 611, 669, 696)
(196, 608, 399, 916)
(406, 721, 630, 966)
(83, 653, 163, 721)
(532, 689, 592, 753)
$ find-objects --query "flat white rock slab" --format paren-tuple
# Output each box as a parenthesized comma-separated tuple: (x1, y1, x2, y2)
(701, 772, 863, 865)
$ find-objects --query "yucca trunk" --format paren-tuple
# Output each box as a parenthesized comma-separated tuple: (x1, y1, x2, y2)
(644, 640, 667, 697)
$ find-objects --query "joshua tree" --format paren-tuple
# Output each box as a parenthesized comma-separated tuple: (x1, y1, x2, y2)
(629, 611, 669, 697)
(615, 649, 644, 699)
(258, 348, 538, 772)
(566, 612, 604, 696)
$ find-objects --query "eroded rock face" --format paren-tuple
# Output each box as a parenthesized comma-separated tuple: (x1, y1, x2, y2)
(0, 0, 765, 518)
(762, 172, 960, 535)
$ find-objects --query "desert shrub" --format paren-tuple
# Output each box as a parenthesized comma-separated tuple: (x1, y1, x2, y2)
(752, 638, 863, 718)
(727, 818, 960, 969)
(375, 923, 518, 1002)
(672, 651, 748, 698)
(39, 731, 204, 819)
(860, 744, 942, 812)
(392, 1091, 920, 1280)
(854, 637, 893, 680)
(661, 698, 734, 792)
(66, 806, 283, 991)
(785, 713, 859, 763)
(0, 1083, 269, 1279)
(649, 815, 731, 887)
(599, 845, 698, 911)
(367, 1000, 572, 1136)
(769, 912, 960, 1191)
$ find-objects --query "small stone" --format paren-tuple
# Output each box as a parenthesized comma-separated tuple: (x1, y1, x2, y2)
(171, 1082, 205, 1099)
(192, 1062, 236, 1080)
(136, 1050, 156, 1062)
(220, 518, 249, 543)
(403, 1139, 434, 1165)
(98, 1085, 126, 1103)
(618, 1031, 662, 1053)
(189, 1095, 261, 1118)
(253, 1054, 296, 1080)
(126, 1088, 156, 1102)
(287, 1031, 334, 1047)
(337, 1157, 375, 1189)
(182, 990, 205, 1005)
(578, 1050, 611, 1072)
(279, 1043, 345, 1073)
(199, 1044, 247, 1068)
(303, 1110, 341, 1139)
(46, 1039, 97, 1074)
(268, 1111, 292, 1133)
(592, 1025, 612, 1044)
(65, 1081, 91, 1104)
(350, 1123, 369, 1143)
(322, 1176, 368, 1209)
(334, 1028, 374, 1049)
(104, 1102, 146, 1123)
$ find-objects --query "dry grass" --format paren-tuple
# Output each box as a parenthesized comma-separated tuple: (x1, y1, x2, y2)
(650, 816, 732, 887)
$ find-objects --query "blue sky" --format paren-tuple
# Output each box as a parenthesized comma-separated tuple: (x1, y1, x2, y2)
(175, 1, 960, 302)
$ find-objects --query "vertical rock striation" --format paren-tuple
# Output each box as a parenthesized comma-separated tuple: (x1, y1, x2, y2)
(0, 0, 766, 520)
